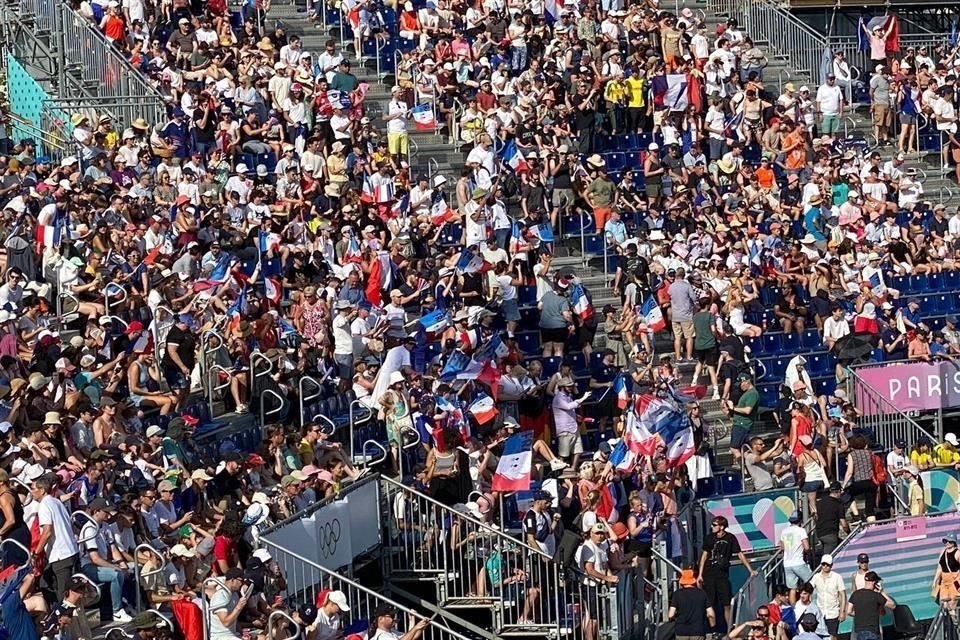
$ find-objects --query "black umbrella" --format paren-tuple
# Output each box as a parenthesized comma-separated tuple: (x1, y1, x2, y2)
(833, 333, 877, 362)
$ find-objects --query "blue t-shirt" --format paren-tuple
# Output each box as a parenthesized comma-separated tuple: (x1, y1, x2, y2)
(2, 588, 39, 640)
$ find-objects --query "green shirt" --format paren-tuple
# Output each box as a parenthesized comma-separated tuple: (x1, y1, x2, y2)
(693, 312, 717, 350)
(586, 178, 615, 207)
(733, 386, 759, 430)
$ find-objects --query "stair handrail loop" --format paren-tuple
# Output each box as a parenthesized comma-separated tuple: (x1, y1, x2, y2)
(267, 610, 301, 640)
(201, 577, 230, 640)
(0, 539, 30, 571)
(133, 543, 166, 611)
(260, 388, 285, 428)
(358, 439, 388, 467)
(57, 291, 79, 320)
(311, 413, 337, 435)
(72, 509, 99, 544)
(299, 375, 323, 425)
(69, 571, 102, 607)
(206, 364, 233, 418)
(348, 399, 372, 461)
(103, 281, 127, 318)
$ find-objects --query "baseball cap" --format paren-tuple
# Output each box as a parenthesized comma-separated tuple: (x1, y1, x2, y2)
(864, 571, 881, 582)
(326, 590, 351, 611)
(821, 554, 834, 566)
(857, 553, 869, 563)
(87, 498, 116, 513)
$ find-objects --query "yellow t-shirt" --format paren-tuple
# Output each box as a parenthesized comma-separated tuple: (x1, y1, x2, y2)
(933, 444, 960, 466)
(910, 450, 935, 468)
(605, 80, 627, 105)
(625, 77, 646, 109)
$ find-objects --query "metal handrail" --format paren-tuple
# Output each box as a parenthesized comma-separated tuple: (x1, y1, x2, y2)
(73, 510, 99, 544)
(259, 538, 474, 640)
(299, 375, 323, 425)
(104, 282, 127, 318)
(450, 97, 464, 147)
(206, 364, 233, 418)
(348, 399, 373, 461)
(0, 539, 30, 570)
(143, 610, 173, 630)
(250, 350, 274, 388)
(5, 112, 68, 157)
(102, 315, 129, 332)
(777, 68, 791, 97)
(846, 366, 938, 443)
(57, 291, 79, 320)
(70, 572, 102, 607)
(259, 388, 284, 427)
(11, 477, 33, 505)
(267, 610, 301, 640)
(134, 543, 166, 611)
(358, 439, 388, 467)
(311, 413, 337, 435)
(152, 305, 176, 361)
(201, 577, 229, 640)
(397, 426, 421, 480)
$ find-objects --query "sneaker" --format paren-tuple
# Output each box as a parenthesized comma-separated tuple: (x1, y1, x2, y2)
(113, 610, 133, 623)
(549, 458, 569, 472)
(711, 388, 720, 401)
(236, 404, 248, 414)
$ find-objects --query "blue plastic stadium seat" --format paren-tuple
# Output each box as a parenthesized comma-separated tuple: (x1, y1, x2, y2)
(922, 295, 943, 315)
(616, 133, 639, 150)
(516, 332, 540, 356)
(583, 234, 604, 255)
(758, 383, 779, 407)
(940, 294, 957, 313)
(743, 336, 764, 356)
(800, 329, 822, 350)
(604, 152, 626, 171)
(759, 286, 782, 306)
(593, 135, 610, 152)
(519, 307, 539, 326)
(929, 272, 945, 292)
(439, 223, 463, 247)
(762, 333, 783, 354)
(568, 352, 588, 377)
(624, 152, 641, 170)
(944, 270, 960, 291)
(780, 332, 801, 353)
(910, 274, 930, 293)
(871, 348, 885, 362)
(542, 356, 563, 378)
(518, 285, 537, 307)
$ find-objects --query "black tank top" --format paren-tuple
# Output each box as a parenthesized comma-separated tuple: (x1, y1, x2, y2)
(940, 550, 960, 572)
(553, 163, 572, 189)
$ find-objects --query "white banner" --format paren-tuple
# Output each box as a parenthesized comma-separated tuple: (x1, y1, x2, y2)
(665, 74, 689, 112)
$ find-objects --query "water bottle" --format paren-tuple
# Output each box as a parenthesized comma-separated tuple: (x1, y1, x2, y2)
(761, 318, 768, 333)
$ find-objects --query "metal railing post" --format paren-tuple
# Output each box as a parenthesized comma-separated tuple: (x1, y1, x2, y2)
(259, 388, 284, 427)
(299, 375, 323, 425)
(133, 543, 166, 612)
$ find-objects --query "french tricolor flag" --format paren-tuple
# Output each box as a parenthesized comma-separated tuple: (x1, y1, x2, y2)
(492, 430, 533, 492)
(344, 234, 363, 264)
(624, 405, 659, 456)
(264, 277, 282, 306)
(570, 282, 593, 321)
(468, 393, 498, 425)
(430, 195, 455, 226)
(613, 373, 629, 410)
(501, 139, 529, 174)
(641, 296, 666, 333)
(411, 103, 436, 131)
(454, 248, 490, 274)
(608, 439, 636, 473)
(391, 193, 410, 218)
(419, 309, 449, 334)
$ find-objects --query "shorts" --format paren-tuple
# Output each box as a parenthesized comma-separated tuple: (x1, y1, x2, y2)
(162, 365, 188, 390)
(557, 433, 583, 458)
(334, 353, 354, 381)
(501, 299, 520, 322)
(578, 324, 598, 349)
(541, 326, 569, 345)
(730, 425, 751, 451)
(872, 104, 890, 127)
(695, 346, 719, 366)
(801, 480, 824, 493)
(825, 618, 840, 636)
(388, 131, 409, 155)
(702, 574, 732, 608)
(673, 320, 695, 339)
(783, 563, 813, 589)
(900, 113, 917, 126)
(820, 115, 840, 134)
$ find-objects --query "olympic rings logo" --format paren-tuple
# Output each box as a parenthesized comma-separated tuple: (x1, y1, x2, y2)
(317, 519, 342, 558)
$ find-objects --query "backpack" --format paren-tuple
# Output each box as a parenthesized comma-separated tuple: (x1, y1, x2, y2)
(871, 453, 888, 486)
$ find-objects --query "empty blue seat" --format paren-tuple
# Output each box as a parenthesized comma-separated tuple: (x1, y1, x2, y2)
(890, 275, 909, 294)
(929, 272, 946, 292)
(808, 354, 830, 376)
(814, 377, 833, 397)
(624, 152, 641, 170)
(518, 286, 537, 307)
(767, 357, 789, 379)
(871, 348, 885, 362)
(583, 234, 604, 255)
(922, 295, 943, 314)
(780, 332, 801, 353)
(910, 274, 930, 293)
(762, 333, 783, 354)
(439, 223, 463, 247)
(519, 306, 539, 326)
(516, 332, 540, 356)
(940, 294, 957, 313)
(615, 133, 639, 150)
(944, 271, 960, 290)
(759, 286, 782, 306)
(604, 152, 626, 171)
(568, 352, 588, 377)
(800, 329, 822, 350)
(758, 383, 780, 407)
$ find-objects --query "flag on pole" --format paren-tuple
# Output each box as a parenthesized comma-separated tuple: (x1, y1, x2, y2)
(509, 220, 531, 255)
(641, 296, 666, 332)
(430, 194, 455, 226)
(570, 282, 594, 321)
(475, 333, 509, 362)
(665, 425, 695, 467)
(723, 111, 744, 140)
(608, 439, 636, 473)
(501, 138, 529, 173)
(391, 193, 410, 218)
(440, 350, 474, 381)
(468, 393, 498, 425)
(419, 309, 450, 334)
(344, 234, 363, 264)
(491, 430, 533, 492)
(665, 74, 689, 111)
(476, 360, 502, 400)
(411, 103, 436, 130)
(264, 277, 282, 306)
(454, 248, 490, 274)
(531, 222, 554, 244)
(613, 373, 629, 410)
(366, 252, 392, 306)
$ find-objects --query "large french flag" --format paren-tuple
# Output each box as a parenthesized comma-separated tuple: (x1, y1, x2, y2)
(665, 425, 696, 467)
(641, 296, 666, 332)
(468, 393, 498, 425)
(440, 349, 481, 381)
(509, 220, 531, 254)
(624, 406, 658, 455)
(411, 103, 436, 130)
(475, 333, 508, 362)
(501, 139, 529, 173)
(570, 283, 593, 321)
(365, 251, 392, 307)
(264, 277, 282, 307)
(344, 234, 363, 264)
(492, 430, 533, 492)
(454, 248, 489, 274)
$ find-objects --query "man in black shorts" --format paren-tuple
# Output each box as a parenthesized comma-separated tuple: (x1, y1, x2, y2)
(698, 516, 757, 631)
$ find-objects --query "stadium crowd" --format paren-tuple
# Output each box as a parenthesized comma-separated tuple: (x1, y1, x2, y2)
(2, 0, 960, 637)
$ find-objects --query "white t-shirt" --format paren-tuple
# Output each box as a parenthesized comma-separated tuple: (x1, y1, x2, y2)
(209, 587, 240, 640)
(887, 450, 907, 476)
(706, 108, 726, 140)
(815, 84, 843, 116)
(38, 495, 80, 562)
(778, 524, 808, 568)
(386, 100, 409, 134)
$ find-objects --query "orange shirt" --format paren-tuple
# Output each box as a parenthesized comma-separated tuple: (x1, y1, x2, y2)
(756, 166, 775, 189)
(784, 131, 806, 170)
